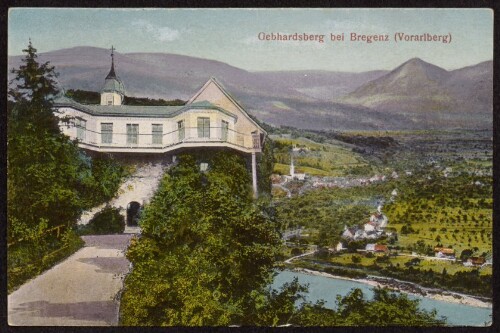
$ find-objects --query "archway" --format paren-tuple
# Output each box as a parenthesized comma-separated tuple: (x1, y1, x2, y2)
(126, 201, 142, 226)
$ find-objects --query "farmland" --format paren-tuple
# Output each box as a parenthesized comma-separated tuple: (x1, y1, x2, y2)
(271, 128, 493, 298)
(271, 135, 374, 177)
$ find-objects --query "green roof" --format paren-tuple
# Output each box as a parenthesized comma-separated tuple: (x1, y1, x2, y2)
(102, 77, 125, 95)
(53, 96, 237, 119)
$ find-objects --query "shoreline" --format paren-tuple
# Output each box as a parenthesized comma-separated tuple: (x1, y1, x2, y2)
(292, 267, 492, 309)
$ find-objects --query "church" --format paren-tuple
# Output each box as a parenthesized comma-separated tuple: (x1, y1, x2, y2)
(54, 48, 266, 195)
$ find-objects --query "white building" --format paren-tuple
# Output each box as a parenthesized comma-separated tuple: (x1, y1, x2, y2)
(364, 222, 377, 232)
(54, 48, 266, 195)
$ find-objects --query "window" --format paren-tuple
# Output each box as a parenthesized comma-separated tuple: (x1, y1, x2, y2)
(152, 124, 163, 145)
(221, 120, 229, 141)
(101, 123, 113, 144)
(177, 120, 185, 141)
(76, 118, 86, 141)
(107, 95, 113, 106)
(197, 117, 210, 138)
(127, 124, 139, 144)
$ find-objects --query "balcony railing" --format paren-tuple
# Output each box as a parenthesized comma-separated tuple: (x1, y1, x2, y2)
(69, 126, 261, 152)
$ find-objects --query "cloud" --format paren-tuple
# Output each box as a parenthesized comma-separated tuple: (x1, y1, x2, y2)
(133, 20, 180, 42)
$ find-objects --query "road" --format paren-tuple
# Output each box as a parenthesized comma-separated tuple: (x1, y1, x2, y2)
(8, 234, 133, 326)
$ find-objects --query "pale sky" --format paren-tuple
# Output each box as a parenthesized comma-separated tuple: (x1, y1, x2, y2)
(8, 8, 493, 72)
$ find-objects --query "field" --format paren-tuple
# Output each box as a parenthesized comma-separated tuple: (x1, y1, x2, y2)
(270, 135, 374, 177)
(272, 129, 493, 297)
(319, 252, 492, 276)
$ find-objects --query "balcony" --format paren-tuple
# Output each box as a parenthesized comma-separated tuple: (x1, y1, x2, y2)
(70, 126, 261, 154)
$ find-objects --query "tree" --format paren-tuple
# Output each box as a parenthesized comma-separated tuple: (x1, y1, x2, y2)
(8, 41, 84, 240)
(7, 41, 125, 242)
(338, 287, 445, 326)
(120, 152, 282, 325)
(8, 40, 61, 134)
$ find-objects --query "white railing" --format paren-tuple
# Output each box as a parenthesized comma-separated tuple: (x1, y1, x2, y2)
(71, 126, 261, 152)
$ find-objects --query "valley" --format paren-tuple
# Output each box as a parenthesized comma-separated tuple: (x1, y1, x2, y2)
(271, 128, 493, 299)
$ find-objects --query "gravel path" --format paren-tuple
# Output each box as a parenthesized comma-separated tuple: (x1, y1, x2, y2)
(8, 234, 133, 326)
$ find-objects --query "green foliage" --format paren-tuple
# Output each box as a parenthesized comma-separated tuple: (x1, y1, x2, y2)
(65, 89, 100, 104)
(8, 41, 83, 239)
(460, 249, 474, 261)
(120, 152, 282, 325)
(333, 287, 445, 326)
(257, 138, 274, 196)
(119, 151, 446, 326)
(245, 274, 444, 326)
(77, 154, 126, 209)
(79, 205, 124, 235)
(124, 96, 185, 106)
(8, 228, 84, 293)
(8, 40, 60, 133)
(351, 255, 361, 264)
(65, 88, 186, 106)
(7, 42, 125, 292)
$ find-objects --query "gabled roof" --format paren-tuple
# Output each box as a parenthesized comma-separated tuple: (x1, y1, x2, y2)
(374, 244, 388, 252)
(188, 77, 266, 134)
(434, 247, 455, 254)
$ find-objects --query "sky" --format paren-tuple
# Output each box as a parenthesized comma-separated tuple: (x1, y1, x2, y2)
(8, 8, 493, 72)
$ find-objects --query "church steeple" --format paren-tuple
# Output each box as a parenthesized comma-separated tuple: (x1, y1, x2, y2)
(101, 45, 125, 106)
(106, 45, 117, 79)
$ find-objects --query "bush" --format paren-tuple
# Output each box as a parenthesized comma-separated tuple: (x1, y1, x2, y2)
(351, 255, 361, 264)
(80, 206, 124, 235)
(291, 248, 303, 256)
(8, 228, 84, 293)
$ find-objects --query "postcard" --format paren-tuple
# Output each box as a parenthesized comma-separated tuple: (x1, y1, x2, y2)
(6, 8, 493, 327)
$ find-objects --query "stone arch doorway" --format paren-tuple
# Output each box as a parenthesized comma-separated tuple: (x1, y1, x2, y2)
(126, 201, 142, 226)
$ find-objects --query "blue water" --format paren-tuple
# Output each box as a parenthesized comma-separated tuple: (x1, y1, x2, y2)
(272, 270, 492, 326)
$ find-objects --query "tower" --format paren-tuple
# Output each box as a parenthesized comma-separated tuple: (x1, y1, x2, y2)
(101, 46, 125, 106)
(290, 153, 295, 178)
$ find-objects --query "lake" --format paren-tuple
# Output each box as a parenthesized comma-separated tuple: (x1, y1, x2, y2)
(272, 270, 492, 326)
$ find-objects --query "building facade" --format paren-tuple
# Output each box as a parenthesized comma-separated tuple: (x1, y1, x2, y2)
(54, 49, 266, 195)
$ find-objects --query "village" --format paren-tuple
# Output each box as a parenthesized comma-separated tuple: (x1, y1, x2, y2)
(277, 150, 492, 271)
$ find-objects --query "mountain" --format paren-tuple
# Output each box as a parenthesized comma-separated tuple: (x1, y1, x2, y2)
(337, 58, 493, 128)
(8, 47, 492, 130)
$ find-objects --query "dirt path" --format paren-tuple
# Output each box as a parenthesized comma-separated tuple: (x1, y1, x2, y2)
(8, 234, 133, 326)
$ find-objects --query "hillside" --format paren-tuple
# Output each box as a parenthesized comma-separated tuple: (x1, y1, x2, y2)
(337, 58, 493, 128)
(8, 47, 493, 130)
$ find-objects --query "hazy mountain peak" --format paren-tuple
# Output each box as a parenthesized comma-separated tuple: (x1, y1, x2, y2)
(8, 48, 492, 130)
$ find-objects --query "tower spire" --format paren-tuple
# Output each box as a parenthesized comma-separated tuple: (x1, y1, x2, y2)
(106, 45, 117, 79)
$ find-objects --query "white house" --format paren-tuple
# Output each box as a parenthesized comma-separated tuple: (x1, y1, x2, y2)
(364, 222, 377, 232)
(54, 48, 266, 195)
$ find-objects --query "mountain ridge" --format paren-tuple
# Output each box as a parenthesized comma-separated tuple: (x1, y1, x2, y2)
(8, 47, 492, 130)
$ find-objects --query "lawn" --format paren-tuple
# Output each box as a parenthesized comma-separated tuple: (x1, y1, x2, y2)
(326, 252, 491, 276)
